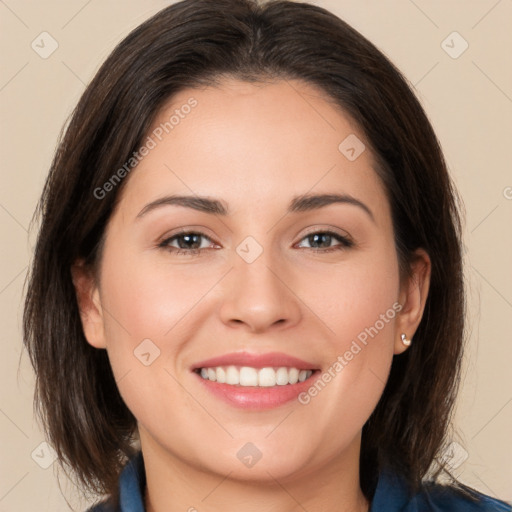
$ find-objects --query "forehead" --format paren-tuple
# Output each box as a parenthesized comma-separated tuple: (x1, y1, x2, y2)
(115, 78, 389, 222)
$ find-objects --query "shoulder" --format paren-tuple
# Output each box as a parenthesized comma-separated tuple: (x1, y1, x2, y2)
(413, 481, 511, 512)
(371, 469, 511, 512)
(85, 501, 116, 512)
(84, 451, 145, 512)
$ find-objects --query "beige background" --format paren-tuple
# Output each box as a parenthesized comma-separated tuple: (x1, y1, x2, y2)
(1, 0, 511, 510)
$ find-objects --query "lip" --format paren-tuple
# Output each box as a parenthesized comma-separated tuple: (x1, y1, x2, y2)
(195, 376, 317, 409)
(192, 351, 319, 410)
(192, 351, 317, 371)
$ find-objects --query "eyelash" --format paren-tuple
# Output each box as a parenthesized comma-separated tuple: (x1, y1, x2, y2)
(158, 230, 354, 256)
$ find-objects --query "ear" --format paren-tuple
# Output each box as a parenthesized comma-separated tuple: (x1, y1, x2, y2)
(71, 260, 107, 349)
(394, 248, 431, 355)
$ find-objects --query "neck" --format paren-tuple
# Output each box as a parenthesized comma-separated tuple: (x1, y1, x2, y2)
(141, 432, 370, 512)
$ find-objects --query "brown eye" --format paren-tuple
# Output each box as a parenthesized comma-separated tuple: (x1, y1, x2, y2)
(297, 231, 353, 251)
(159, 231, 215, 254)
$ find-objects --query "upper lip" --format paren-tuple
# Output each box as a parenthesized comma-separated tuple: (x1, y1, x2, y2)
(193, 351, 318, 371)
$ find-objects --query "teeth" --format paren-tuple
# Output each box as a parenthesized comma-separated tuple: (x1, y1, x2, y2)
(240, 367, 258, 386)
(226, 366, 239, 385)
(288, 368, 299, 384)
(258, 367, 276, 387)
(276, 367, 289, 385)
(216, 367, 226, 383)
(298, 370, 308, 382)
(198, 366, 314, 386)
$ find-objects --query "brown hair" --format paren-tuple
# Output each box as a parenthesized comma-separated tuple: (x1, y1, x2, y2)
(24, 0, 466, 504)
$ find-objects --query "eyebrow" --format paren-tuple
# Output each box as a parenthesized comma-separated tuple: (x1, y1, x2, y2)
(136, 193, 375, 222)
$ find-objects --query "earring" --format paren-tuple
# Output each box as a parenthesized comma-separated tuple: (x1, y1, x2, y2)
(401, 333, 411, 346)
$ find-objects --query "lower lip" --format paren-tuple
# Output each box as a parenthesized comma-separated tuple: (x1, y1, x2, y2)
(195, 372, 317, 409)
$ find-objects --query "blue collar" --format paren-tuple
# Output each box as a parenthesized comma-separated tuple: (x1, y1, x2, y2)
(90, 451, 511, 512)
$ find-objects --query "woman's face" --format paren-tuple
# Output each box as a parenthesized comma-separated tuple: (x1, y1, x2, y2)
(77, 78, 428, 482)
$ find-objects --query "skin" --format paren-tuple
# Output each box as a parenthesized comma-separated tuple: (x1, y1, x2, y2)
(73, 78, 430, 512)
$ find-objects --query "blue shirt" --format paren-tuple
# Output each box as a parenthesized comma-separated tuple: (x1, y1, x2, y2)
(88, 451, 511, 512)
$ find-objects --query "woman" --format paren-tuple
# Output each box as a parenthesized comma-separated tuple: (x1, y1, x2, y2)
(23, 0, 511, 511)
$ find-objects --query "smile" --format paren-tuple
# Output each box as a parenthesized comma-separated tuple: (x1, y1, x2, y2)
(192, 351, 320, 409)
(197, 366, 314, 387)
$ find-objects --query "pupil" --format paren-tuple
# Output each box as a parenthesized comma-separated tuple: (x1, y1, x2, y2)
(178, 234, 200, 249)
(310, 233, 331, 248)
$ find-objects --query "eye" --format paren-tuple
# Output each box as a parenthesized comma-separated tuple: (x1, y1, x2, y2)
(158, 231, 216, 255)
(296, 230, 353, 252)
(158, 229, 353, 256)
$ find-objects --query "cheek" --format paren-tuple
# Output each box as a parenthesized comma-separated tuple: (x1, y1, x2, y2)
(311, 242, 400, 349)
(97, 245, 230, 398)
(100, 252, 218, 341)
(296, 243, 400, 425)
(97, 252, 210, 426)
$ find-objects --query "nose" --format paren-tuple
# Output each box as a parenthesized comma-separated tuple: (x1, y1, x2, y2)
(219, 253, 302, 334)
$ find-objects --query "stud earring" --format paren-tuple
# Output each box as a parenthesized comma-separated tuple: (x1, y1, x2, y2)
(401, 333, 411, 346)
